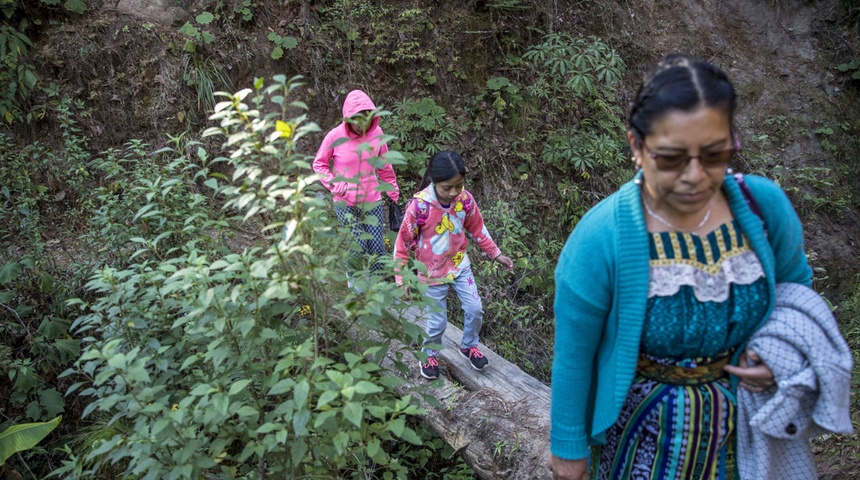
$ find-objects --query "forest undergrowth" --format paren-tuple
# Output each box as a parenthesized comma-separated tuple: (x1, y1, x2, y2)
(2, 0, 860, 478)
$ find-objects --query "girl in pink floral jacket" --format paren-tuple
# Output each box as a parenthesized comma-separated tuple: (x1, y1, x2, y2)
(393, 150, 512, 379)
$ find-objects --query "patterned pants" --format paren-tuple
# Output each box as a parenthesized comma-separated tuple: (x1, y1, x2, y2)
(334, 202, 386, 272)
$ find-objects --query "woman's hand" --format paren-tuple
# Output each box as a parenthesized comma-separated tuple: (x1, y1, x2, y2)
(723, 349, 775, 392)
(547, 455, 588, 480)
(331, 182, 348, 196)
(494, 254, 513, 271)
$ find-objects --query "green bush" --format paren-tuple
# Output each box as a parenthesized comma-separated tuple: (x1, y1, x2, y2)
(387, 97, 457, 175)
(523, 33, 625, 106)
(472, 199, 563, 381)
(53, 76, 433, 479)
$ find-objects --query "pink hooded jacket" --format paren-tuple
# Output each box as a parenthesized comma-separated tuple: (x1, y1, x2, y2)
(393, 185, 501, 285)
(312, 90, 400, 206)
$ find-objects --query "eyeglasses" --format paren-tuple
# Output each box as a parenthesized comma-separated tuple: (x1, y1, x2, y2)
(640, 139, 736, 172)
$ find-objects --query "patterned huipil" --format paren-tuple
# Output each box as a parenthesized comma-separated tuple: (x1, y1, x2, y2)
(594, 220, 768, 480)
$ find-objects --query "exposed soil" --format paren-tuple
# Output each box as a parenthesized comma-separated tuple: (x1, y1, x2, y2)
(15, 0, 860, 477)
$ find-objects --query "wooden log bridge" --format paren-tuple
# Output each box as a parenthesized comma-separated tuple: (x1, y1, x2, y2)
(380, 307, 553, 479)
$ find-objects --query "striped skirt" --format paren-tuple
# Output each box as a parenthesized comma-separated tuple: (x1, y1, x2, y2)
(593, 352, 737, 480)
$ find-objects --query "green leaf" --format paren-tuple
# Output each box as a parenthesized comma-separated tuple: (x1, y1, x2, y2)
(342, 401, 363, 427)
(268, 378, 295, 395)
(178, 22, 196, 36)
(190, 384, 217, 396)
(290, 438, 307, 465)
(271, 46, 283, 60)
(398, 426, 423, 445)
(0, 262, 21, 284)
(293, 379, 309, 406)
(228, 379, 252, 396)
(316, 390, 339, 409)
(0, 416, 61, 466)
(486, 76, 510, 90)
(63, 0, 86, 14)
(21, 69, 37, 90)
(292, 408, 310, 436)
(196, 12, 214, 24)
(332, 431, 349, 455)
(38, 389, 65, 418)
(256, 422, 282, 434)
(366, 437, 381, 458)
(352, 381, 383, 395)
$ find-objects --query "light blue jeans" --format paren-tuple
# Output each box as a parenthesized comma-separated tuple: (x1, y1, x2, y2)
(422, 265, 483, 357)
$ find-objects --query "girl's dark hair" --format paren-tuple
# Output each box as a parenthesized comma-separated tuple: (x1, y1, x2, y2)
(628, 54, 737, 142)
(417, 150, 467, 191)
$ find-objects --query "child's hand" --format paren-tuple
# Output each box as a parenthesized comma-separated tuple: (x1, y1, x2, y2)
(494, 254, 513, 271)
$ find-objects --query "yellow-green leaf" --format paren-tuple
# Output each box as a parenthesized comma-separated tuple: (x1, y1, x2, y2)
(0, 416, 61, 466)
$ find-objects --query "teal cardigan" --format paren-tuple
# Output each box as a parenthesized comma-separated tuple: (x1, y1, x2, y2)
(550, 173, 813, 460)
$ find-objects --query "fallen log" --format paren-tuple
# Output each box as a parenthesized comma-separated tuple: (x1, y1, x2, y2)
(378, 307, 552, 480)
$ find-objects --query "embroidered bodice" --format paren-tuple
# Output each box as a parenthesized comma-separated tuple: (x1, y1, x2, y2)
(641, 220, 769, 358)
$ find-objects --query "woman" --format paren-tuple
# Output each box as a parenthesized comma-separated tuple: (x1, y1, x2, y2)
(312, 89, 400, 273)
(549, 55, 812, 480)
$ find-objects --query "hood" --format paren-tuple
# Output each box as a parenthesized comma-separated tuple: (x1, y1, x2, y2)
(342, 89, 380, 134)
(414, 184, 439, 206)
(414, 184, 468, 209)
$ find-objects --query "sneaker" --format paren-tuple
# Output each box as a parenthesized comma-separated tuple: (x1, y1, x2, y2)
(420, 357, 440, 379)
(459, 346, 489, 370)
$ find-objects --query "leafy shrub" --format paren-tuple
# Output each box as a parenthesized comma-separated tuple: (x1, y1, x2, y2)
(475, 76, 524, 127)
(386, 97, 457, 175)
(72, 138, 230, 289)
(54, 75, 432, 479)
(0, 256, 77, 422)
(314, 1, 437, 82)
(268, 32, 298, 60)
(0, 0, 86, 124)
(0, 95, 95, 429)
(523, 33, 625, 106)
(837, 58, 860, 81)
(541, 122, 625, 176)
(178, 12, 216, 53)
(471, 199, 563, 381)
(0, 24, 37, 125)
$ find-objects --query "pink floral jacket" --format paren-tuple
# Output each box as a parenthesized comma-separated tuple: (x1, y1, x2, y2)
(393, 185, 501, 285)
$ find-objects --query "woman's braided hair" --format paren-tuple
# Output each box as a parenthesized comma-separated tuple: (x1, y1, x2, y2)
(628, 54, 737, 143)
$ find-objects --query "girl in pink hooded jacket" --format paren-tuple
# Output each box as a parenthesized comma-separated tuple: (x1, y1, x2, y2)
(313, 90, 400, 272)
(393, 150, 513, 380)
